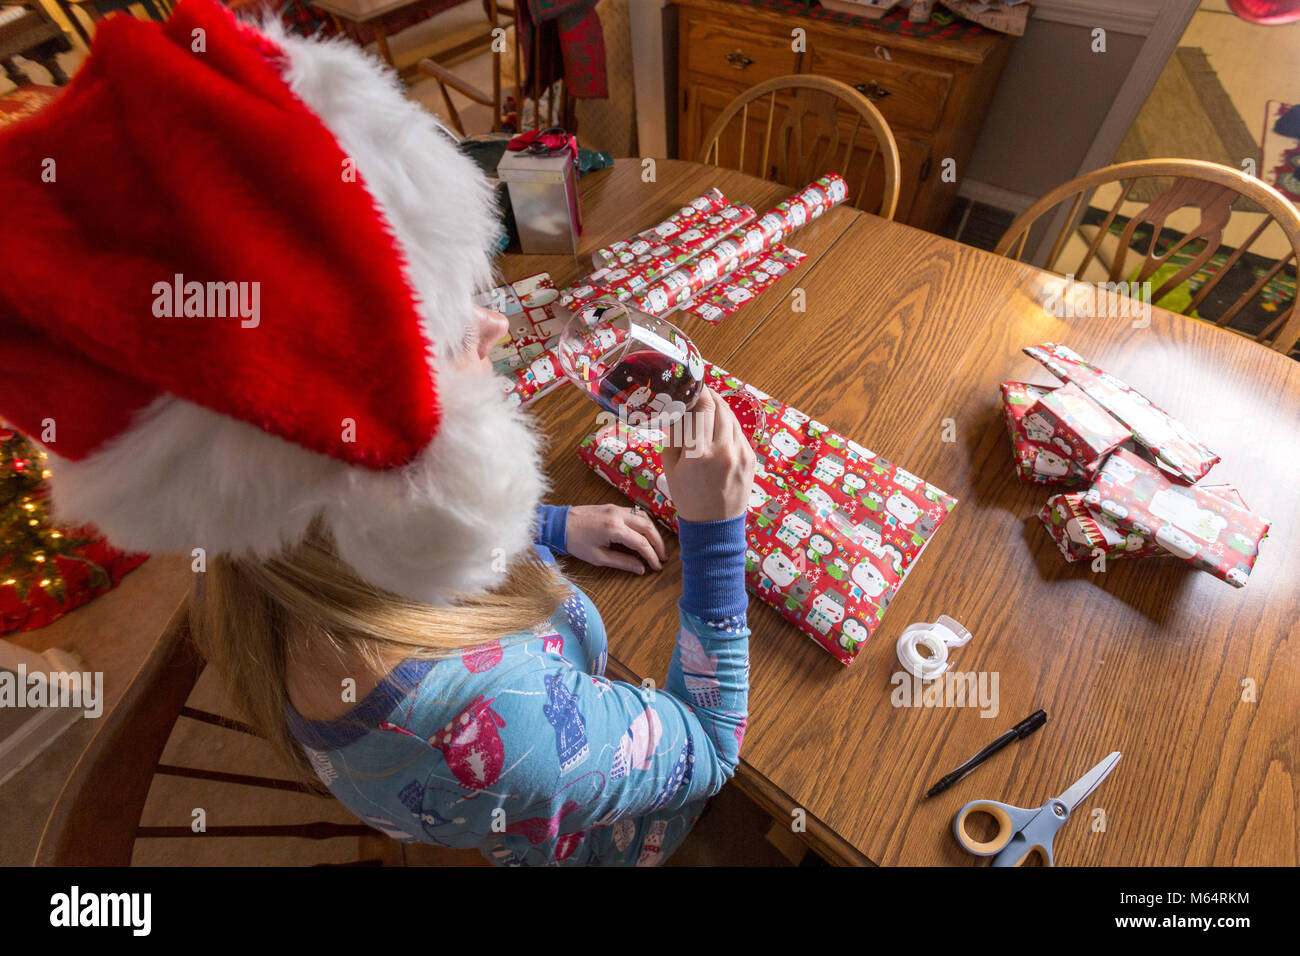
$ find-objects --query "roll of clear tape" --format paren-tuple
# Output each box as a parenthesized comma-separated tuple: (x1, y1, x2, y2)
(896, 616, 972, 681)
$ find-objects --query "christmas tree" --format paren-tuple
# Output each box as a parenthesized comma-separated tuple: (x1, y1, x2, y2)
(0, 426, 109, 604)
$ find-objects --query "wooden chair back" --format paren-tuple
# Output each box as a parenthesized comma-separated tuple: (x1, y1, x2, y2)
(35, 601, 382, 865)
(697, 73, 901, 220)
(417, 1, 572, 136)
(994, 158, 1300, 355)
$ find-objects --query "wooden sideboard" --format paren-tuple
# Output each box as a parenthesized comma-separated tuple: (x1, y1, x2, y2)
(671, 0, 1016, 230)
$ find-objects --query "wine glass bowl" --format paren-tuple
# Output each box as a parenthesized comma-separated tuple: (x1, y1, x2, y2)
(557, 299, 705, 430)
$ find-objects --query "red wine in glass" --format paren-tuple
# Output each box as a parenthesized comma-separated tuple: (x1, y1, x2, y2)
(597, 348, 702, 421)
(559, 300, 704, 430)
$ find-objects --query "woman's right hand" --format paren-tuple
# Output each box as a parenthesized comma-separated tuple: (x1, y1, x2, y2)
(660, 387, 757, 523)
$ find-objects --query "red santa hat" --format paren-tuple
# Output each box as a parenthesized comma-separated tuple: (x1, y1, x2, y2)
(0, 0, 547, 604)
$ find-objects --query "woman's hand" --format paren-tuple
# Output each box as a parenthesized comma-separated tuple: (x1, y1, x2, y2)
(566, 504, 667, 574)
(660, 387, 757, 523)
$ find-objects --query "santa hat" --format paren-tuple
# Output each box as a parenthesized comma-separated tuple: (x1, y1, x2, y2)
(0, 0, 546, 604)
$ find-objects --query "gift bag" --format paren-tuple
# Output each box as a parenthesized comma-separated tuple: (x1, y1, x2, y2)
(577, 364, 957, 664)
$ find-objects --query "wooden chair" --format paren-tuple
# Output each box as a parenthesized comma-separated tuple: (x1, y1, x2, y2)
(1, 0, 71, 85)
(994, 158, 1300, 356)
(416, 0, 568, 137)
(51, 0, 164, 49)
(697, 74, 901, 220)
(34, 601, 390, 866)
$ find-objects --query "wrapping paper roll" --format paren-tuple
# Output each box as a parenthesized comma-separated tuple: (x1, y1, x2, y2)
(630, 172, 849, 314)
(567, 203, 757, 313)
(591, 187, 730, 269)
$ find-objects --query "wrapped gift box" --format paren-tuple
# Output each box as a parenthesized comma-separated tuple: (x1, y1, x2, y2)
(1082, 447, 1268, 587)
(1000, 382, 1094, 485)
(1026, 381, 1131, 468)
(1024, 343, 1219, 484)
(1039, 493, 1164, 562)
(1039, 482, 1251, 564)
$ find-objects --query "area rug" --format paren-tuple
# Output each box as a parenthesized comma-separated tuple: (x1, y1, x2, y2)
(1113, 47, 1262, 212)
(0, 84, 59, 131)
(1080, 205, 1295, 342)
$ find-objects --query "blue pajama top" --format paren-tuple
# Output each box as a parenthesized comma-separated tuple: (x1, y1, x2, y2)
(284, 504, 751, 866)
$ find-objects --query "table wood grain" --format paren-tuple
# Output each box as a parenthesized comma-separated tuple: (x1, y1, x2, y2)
(521, 159, 1300, 866)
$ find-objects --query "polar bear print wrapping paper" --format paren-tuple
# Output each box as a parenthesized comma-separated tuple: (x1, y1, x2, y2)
(576, 364, 958, 665)
(1082, 448, 1268, 587)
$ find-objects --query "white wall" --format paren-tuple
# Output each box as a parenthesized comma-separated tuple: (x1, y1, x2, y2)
(963, 0, 1195, 213)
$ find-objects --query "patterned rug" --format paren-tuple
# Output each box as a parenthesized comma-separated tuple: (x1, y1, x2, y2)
(0, 85, 60, 131)
(1080, 205, 1296, 345)
(1113, 47, 1261, 211)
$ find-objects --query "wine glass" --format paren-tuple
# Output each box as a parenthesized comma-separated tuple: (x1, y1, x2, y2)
(556, 299, 705, 431)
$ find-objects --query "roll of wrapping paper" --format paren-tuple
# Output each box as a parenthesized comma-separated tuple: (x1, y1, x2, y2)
(583, 203, 758, 303)
(591, 187, 730, 269)
(630, 173, 849, 315)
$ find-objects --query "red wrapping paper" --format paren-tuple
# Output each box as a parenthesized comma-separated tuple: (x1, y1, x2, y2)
(629, 174, 848, 315)
(1024, 343, 1219, 483)
(591, 188, 729, 269)
(1081, 447, 1268, 587)
(679, 247, 806, 324)
(577, 363, 957, 665)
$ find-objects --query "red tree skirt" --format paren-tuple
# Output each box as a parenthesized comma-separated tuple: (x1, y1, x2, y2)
(0, 535, 149, 634)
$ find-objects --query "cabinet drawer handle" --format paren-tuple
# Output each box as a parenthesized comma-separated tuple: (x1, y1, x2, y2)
(725, 50, 755, 70)
(853, 81, 892, 102)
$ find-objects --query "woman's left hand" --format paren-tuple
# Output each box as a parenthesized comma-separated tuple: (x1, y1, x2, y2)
(566, 504, 667, 575)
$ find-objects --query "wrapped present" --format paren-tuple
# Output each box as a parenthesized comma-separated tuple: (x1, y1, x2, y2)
(1024, 343, 1219, 483)
(577, 364, 957, 665)
(1082, 447, 1269, 587)
(1038, 493, 1163, 563)
(1039, 481, 1251, 564)
(999, 382, 1093, 485)
(1026, 381, 1131, 468)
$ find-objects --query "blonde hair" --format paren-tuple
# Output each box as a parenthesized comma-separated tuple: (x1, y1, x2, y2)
(188, 518, 571, 784)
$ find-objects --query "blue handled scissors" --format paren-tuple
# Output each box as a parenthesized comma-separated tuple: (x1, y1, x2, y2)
(953, 751, 1121, 867)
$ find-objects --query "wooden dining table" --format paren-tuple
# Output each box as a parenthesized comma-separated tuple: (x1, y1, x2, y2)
(507, 158, 1300, 867)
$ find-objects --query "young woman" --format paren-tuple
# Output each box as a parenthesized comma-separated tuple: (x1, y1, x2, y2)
(193, 304, 756, 866)
(0, 0, 756, 865)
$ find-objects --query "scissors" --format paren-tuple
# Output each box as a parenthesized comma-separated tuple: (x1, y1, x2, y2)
(953, 751, 1121, 867)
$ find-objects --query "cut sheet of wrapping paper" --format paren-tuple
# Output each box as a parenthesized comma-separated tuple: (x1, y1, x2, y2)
(629, 174, 849, 316)
(1082, 447, 1268, 587)
(1040, 483, 1249, 564)
(576, 363, 957, 665)
(591, 187, 729, 270)
(1023, 343, 1220, 484)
